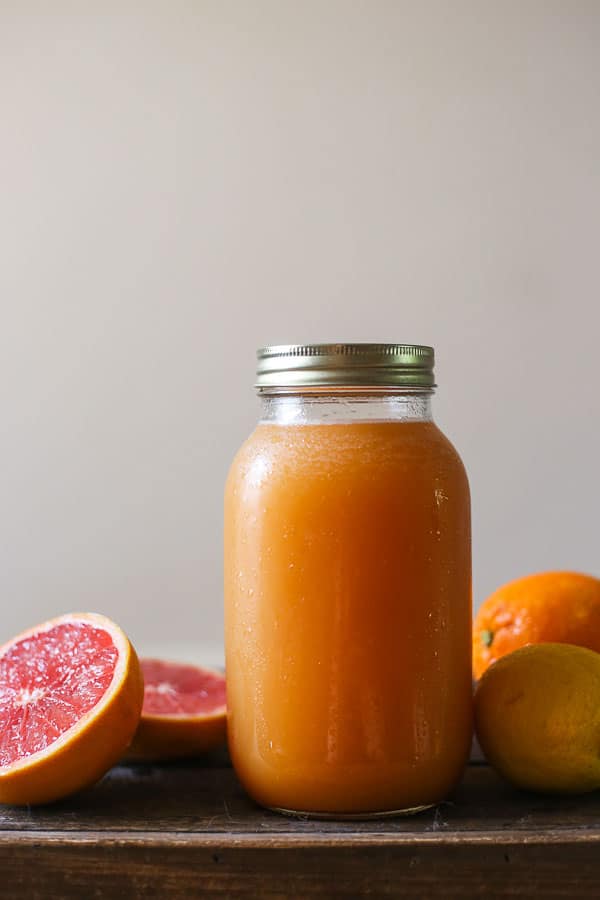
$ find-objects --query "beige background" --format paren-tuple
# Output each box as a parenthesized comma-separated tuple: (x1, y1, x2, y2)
(1, 2, 599, 664)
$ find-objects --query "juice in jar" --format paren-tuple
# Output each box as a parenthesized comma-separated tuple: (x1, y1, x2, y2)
(224, 345, 472, 816)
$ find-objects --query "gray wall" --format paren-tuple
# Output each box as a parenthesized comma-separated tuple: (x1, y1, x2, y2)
(2, 1, 599, 663)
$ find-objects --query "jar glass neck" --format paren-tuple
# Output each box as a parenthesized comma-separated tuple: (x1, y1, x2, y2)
(258, 390, 434, 425)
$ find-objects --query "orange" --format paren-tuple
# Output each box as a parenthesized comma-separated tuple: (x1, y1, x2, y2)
(474, 642, 600, 793)
(127, 659, 227, 761)
(473, 571, 600, 680)
(0, 613, 144, 805)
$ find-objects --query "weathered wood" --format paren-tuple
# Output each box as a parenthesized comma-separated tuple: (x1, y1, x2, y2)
(2, 762, 599, 837)
(1, 764, 599, 898)
(3, 840, 600, 899)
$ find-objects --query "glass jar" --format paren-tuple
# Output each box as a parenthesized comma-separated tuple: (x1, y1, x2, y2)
(224, 344, 472, 817)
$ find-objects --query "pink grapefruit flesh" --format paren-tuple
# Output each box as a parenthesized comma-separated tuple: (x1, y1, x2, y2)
(0, 621, 119, 767)
(141, 659, 226, 716)
(127, 659, 227, 760)
(0, 613, 144, 805)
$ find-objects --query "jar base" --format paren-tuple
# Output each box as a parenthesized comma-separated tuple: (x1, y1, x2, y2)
(267, 802, 435, 821)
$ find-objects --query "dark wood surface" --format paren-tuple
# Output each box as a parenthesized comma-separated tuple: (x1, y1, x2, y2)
(1, 756, 599, 899)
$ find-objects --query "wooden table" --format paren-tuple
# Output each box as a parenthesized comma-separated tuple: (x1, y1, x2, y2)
(1, 756, 599, 899)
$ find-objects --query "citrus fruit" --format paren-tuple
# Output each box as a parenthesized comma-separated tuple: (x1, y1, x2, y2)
(0, 613, 144, 805)
(473, 571, 600, 679)
(474, 642, 600, 794)
(127, 659, 227, 760)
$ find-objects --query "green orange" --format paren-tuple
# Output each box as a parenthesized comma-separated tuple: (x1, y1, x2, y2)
(475, 642, 600, 794)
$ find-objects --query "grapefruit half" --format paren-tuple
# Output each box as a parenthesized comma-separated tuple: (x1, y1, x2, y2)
(0, 613, 144, 805)
(128, 659, 227, 760)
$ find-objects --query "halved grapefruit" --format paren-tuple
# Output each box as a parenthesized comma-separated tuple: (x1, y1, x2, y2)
(127, 659, 227, 760)
(0, 613, 144, 805)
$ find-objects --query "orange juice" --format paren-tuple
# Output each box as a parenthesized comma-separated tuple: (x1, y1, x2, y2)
(225, 345, 472, 816)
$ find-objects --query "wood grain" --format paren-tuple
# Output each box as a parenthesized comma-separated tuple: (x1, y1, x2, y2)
(1, 763, 599, 898)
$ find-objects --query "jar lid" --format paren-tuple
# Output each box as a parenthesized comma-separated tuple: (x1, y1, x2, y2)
(255, 344, 435, 389)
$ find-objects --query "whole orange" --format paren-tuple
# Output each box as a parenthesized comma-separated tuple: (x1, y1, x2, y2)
(473, 571, 600, 680)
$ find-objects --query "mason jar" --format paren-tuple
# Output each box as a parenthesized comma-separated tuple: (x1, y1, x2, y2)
(224, 344, 472, 817)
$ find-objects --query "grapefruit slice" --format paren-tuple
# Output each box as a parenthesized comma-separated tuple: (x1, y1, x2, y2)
(127, 659, 227, 760)
(0, 613, 143, 805)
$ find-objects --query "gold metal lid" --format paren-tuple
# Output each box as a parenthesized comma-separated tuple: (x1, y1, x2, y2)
(255, 344, 435, 389)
